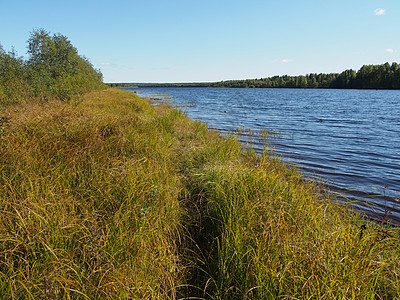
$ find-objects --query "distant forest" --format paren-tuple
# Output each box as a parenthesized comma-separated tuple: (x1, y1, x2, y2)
(109, 62, 400, 90)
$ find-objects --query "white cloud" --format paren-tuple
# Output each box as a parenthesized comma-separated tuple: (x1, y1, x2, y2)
(374, 8, 386, 15)
(280, 59, 292, 63)
(100, 62, 114, 66)
(386, 49, 394, 53)
(272, 58, 293, 64)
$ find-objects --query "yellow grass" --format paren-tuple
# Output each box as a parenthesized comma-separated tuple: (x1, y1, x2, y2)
(0, 89, 399, 299)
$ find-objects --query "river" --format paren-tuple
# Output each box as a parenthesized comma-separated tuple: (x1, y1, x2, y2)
(126, 87, 400, 224)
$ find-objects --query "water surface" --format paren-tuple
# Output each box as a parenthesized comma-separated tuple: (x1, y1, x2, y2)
(128, 87, 400, 223)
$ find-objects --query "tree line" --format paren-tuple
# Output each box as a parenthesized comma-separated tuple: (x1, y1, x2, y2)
(211, 62, 400, 89)
(0, 29, 105, 104)
(110, 62, 400, 90)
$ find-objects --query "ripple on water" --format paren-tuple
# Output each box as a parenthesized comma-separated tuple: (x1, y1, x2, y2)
(132, 87, 400, 224)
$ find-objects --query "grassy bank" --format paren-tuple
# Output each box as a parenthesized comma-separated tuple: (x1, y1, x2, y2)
(0, 89, 399, 299)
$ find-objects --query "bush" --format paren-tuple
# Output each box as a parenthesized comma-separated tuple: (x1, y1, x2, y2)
(0, 29, 105, 104)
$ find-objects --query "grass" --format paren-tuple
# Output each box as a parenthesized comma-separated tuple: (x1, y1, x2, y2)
(0, 89, 399, 299)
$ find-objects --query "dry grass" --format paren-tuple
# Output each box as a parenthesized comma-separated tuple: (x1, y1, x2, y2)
(0, 89, 190, 298)
(0, 89, 399, 299)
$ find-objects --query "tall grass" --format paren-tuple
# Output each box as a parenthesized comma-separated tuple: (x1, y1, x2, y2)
(184, 149, 400, 298)
(0, 89, 190, 298)
(0, 89, 399, 299)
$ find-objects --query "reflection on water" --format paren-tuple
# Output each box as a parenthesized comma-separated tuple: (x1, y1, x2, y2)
(128, 87, 400, 224)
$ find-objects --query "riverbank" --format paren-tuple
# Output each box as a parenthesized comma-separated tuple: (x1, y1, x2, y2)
(1, 89, 399, 298)
(130, 86, 400, 226)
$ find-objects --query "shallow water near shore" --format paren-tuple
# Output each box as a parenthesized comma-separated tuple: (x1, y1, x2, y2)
(127, 87, 400, 224)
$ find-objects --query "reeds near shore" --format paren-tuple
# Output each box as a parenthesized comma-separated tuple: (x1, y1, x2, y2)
(0, 89, 399, 299)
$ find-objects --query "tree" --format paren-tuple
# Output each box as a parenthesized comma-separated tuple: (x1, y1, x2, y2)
(1, 29, 104, 103)
(27, 29, 80, 79)
(0, 47, 28, 103)
(391, 62, 399, 72)
(26, 28, 104, 100)
(210, 62, 400, 90)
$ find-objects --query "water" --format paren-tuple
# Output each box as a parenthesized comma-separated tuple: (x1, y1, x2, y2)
(127, 87, 400, 224)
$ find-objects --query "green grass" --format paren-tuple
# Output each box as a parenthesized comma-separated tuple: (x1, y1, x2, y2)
(0, 89, 399, 299)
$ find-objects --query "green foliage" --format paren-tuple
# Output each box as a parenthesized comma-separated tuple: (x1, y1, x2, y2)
(111, 62, 400, 90)
(27, 29, 79, 77)
(353, 63, 400, 89)
(0, 29, 105, 104)
(0, 47, 29, 103)
(212, 62, 400, 89)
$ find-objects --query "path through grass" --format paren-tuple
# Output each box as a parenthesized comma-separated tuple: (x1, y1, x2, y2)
(0, 89, 399, 299)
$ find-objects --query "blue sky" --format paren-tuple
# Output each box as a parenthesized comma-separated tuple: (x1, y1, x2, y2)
(0, 0, 399, 82)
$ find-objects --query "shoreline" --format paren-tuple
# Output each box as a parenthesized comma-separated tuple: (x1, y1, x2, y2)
(1, 88, 399, 298)
(129, 87, 400, 226)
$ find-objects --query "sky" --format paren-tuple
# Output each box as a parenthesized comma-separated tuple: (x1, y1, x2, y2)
(0, 0, 399, 83)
